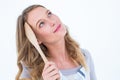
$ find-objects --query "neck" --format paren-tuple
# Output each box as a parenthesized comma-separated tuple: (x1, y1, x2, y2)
(44, 38, 68, 61)
(43, 39, 79, 69)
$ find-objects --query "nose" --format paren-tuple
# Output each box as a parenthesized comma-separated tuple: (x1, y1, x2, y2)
(48, 19, 55, 27)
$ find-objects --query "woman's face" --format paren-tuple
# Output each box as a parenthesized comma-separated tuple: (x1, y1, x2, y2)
(27, 7, 66, 45)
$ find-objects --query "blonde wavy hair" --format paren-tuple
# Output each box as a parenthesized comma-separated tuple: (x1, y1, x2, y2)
(16, 4, 87, 80)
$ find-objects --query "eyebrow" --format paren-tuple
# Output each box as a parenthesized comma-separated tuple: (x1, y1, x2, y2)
(35, 10, 49, 27)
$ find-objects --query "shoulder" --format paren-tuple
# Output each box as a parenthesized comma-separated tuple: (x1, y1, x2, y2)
(20, 62, 31, 78)
(81, 48, 92, 60)
(80, 49, 97, 80)
(80, 48, 93, 68)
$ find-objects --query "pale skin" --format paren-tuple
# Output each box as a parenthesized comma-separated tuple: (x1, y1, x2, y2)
(26, 7, 79, 80)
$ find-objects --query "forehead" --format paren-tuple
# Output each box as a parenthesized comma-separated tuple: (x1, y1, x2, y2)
(27, 7, 47, 28)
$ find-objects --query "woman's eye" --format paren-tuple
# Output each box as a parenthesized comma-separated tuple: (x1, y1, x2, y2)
(39, 22, 44, 27)
(48, 11, 52, 17)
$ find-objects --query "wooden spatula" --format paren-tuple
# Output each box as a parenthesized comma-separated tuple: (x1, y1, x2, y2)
(24, 22, 48, 63)
(24, 23, 60, 80)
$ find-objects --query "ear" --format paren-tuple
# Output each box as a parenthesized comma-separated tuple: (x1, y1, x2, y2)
(37, 39, 42, 44)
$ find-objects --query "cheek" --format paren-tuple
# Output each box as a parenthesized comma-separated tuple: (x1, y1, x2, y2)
(53, 15, 61, 22)
(37, 30, 52, 41)
(43, 26, 51, 32)
(37, 33, 49, 42)
(61, 24, 67, 33)
(57, 17, 61, 22)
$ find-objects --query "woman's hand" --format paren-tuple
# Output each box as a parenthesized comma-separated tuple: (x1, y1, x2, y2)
(42, 61, 60, 80)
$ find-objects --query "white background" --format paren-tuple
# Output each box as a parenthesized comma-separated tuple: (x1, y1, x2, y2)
(0, 0, 120, 80)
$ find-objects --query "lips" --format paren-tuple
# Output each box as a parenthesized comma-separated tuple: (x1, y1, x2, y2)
(54, 24, 61, 33)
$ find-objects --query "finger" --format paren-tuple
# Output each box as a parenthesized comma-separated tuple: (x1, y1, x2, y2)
(52, 73, 61, 80)
(43, 61, 56, 71)
(45, 64, 58, 74)
(48, 68, 59, 77)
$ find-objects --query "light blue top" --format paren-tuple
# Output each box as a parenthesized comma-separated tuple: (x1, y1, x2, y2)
(20, 49, 97, 80)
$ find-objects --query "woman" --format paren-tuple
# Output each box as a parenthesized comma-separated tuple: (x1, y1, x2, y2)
(16, 4, 97, 80)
